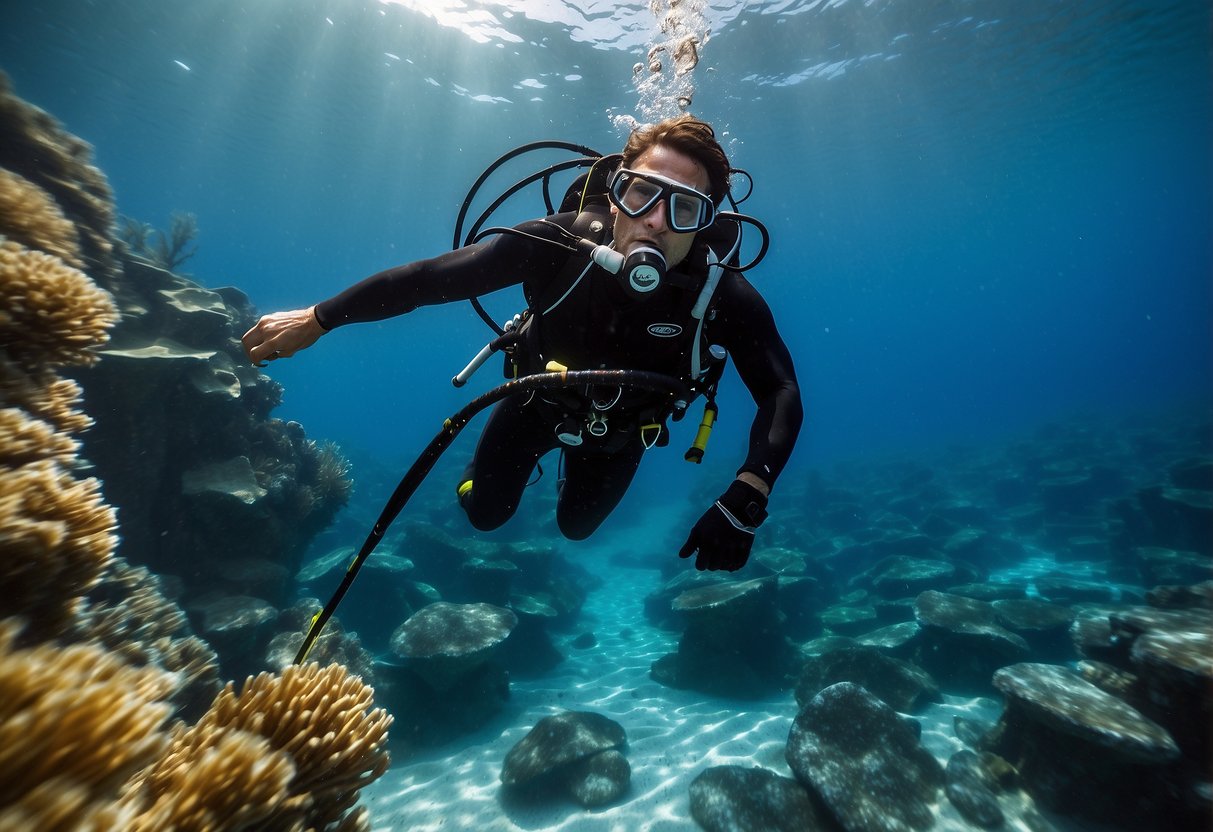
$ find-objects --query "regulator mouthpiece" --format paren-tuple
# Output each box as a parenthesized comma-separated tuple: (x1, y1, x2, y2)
(621, 245, 666, 298)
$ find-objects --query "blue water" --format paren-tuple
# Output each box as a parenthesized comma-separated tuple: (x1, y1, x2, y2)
(3, 0, 1209, 532)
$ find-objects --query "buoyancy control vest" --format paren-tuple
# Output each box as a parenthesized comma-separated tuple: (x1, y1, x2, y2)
(506, 200, 738, 451)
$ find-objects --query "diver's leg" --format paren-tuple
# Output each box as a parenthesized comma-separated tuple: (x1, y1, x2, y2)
(556, 441, 644, 540)
(459, 398, 553, 531)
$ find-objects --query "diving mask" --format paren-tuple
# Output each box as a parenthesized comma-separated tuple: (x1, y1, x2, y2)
(607, 168, 717, 233)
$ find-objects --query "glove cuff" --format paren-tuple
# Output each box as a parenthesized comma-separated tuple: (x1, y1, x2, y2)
(718, 480, 769, 529)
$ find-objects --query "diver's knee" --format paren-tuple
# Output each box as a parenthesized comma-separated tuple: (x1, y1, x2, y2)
(557, 512, 601, 541)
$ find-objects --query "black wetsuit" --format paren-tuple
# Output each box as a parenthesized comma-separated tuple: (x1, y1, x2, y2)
(315, 213, 802, 540)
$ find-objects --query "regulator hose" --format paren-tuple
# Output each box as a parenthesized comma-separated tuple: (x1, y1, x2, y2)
(294, 368, 688, 664)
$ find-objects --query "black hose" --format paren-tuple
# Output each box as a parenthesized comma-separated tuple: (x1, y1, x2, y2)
(293, 368, 688, 664)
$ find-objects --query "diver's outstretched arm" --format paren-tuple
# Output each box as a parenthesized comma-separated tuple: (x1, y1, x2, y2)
(241, 305, 326, 366)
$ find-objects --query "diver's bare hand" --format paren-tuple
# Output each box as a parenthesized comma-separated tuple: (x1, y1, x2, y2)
(241, 306, 326, 366)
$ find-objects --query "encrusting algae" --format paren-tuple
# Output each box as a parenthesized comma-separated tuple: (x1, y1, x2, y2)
(0, 72, 392, 830)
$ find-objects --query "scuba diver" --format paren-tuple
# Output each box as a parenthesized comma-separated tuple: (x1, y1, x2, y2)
(241, 115, 802, 572)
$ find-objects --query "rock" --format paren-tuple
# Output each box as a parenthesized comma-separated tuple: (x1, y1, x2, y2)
(752, 546, 809, 575)
(1034, 575, 1115, 604)
(989, 662, 1191, 826)
(571, 632, 597, 649)
(191, 594, 277, 637)
(1137, 486, 1213, 555)
(461, 557, 518, 606)
(946, 582, 1027, 601)
(820, 603, 879, 636)
(1145, 579, 1213, 609)
(855, 621, 921, 659)
(992, 597, 1076, 658)
(992, 663, 1179, 763)
(501, 711, 627, 799)
(688, 766, 830, 832)
(98, 334, 217, 362)
(794, 645, 941, 713)
(564, 749, 630, 808)
(181, 455, 267, 505)
(913, 591, 1029, 689)
(786, 682, 944, 832)
(1115, 606, 1213, 763)
(390, 602, 517, 691)
(953, 716, 994, 749)
(1135, 546, 1212, 588)
(866, 556, 958, 599)
(992, 598, 1074, 633)
(652, 577, 796, 698)
(945, 750, 1003, 828)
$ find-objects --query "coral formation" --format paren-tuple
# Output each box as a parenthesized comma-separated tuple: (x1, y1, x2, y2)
(0, 168, 82, 267)
(0, 238, 118, 368)
(0, 620, 175, 828)
(0, 73, 116, 284)
(0, 75, 388, 830)
(123, 663, 391, 831)
(118, 211, 199, 272)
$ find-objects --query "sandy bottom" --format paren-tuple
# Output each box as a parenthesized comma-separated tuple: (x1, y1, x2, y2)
(360, 559, 1073, 831)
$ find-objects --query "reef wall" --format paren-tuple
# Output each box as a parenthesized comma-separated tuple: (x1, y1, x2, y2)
(0, 72, 389, 828)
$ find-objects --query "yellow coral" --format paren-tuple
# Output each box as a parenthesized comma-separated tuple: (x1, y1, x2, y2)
(0, 620, 175, 823)
(0, 168, 82, 268)
(0, 407, 79, 466)
(195, 663, 392, 826)
(0, 239, 118, 369)
(125, 729, 306, 831)
(0, 360, 92, 435)
(0, 461, 117, 639)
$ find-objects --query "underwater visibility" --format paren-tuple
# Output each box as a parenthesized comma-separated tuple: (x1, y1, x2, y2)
(0, 0, 1210, 830)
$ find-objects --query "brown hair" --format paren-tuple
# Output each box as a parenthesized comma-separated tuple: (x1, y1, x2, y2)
(621, 115, 731, 206)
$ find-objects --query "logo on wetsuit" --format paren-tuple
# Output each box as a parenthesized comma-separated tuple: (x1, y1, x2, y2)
(647, 323, 683, 338)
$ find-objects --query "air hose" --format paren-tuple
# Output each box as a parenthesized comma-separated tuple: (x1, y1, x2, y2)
(293, 368, 689, 664)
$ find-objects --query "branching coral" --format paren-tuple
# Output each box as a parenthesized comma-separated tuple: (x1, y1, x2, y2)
(0, 460, 118, 641)
(119, 211, 198, 272)
(124, 663, 392, 831)
(72, 561, 223, 720)
(312, 440, 354, 509)
(123, 729, 306, 831)
(0, 620, 176, 827)
(0, 406, 79, 467)
(0, 239, 118, 369)
(0, 360, 92, 435)
(0, 168, 82, 268)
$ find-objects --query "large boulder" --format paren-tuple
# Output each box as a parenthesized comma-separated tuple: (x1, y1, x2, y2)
(390, 601, 516, 691)
(786, 682, 944, 832)
(989, 662, 1189, 827)
(501, 711, 629, 807)
(794, 645, 941, 714)
(688, 766, 832, 832)
(651, 577, 797, 698)
(913, 591, 1029, 690)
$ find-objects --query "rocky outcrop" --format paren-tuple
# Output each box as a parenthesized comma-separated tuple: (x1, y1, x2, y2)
(913, 590, 1029, 689)
(501, 711, 630, 808)
(988, 662, 1197, 827)
(688, 766, 831, 832)
(651, 577, 799, 698)
(786, 682, 944, 832)
(793, 644, 941, 714)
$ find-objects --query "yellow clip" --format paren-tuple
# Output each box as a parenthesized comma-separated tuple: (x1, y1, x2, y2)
(545, 360, 569, 381)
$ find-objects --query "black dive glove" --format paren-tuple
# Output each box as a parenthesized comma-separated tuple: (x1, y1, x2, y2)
(678, 480, 769, 572)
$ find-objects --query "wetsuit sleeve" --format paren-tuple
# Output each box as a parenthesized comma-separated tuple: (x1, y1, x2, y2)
(313, 219, 570, 329)
(713, 272, 804, 487)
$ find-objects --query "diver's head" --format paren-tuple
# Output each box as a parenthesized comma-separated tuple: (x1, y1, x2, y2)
(621, 115, 731, 207)
(608, 146, 712, 278)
